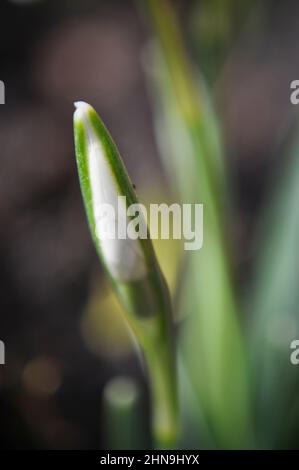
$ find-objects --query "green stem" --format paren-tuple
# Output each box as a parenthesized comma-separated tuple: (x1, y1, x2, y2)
(118, 272, 179, 448)
(103, 377, 146, 450)
(143, 333, 178, 449)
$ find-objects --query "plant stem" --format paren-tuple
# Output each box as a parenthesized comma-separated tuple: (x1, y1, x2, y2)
(103, 376, 146, 449)
(143, 319, 178, 448)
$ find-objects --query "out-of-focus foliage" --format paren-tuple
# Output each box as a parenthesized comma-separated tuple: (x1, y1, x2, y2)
(189, 0, 259, 82)
(145, 0, 252, 449)
(251, 129, 299, 448)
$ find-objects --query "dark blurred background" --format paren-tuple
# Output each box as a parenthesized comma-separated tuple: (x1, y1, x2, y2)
(1, 0, 299, 449)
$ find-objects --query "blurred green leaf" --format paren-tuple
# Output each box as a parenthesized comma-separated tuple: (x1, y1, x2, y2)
(189, 0, 259, 82)
(144, 0, 253, 449)
(250, 129, 299, 448)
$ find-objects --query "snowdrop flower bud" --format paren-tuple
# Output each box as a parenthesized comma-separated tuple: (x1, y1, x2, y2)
(73, 101, 169, 320)
(74, 101, 147, 283)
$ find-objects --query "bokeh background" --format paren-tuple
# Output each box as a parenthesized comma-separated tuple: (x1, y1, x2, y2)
(1, 0, 299, 449)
